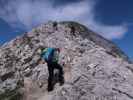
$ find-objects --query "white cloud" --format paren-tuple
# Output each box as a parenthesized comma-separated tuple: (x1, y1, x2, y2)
(85, 20, 128, 39)
(0, 0, 128, 39)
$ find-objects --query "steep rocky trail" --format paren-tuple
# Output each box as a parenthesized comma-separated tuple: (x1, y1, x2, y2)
(0, 21, 133, 100)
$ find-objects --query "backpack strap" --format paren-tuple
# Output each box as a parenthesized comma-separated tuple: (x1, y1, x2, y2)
(41, 48, 47, 57)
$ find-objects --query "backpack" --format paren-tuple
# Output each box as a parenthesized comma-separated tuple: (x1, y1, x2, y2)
(52, 49, 60, 63)
(41, 48, 60, 63)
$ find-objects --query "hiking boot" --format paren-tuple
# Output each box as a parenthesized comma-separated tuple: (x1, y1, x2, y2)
(47, 85, 54, 92)
(59, 77, 64, 86)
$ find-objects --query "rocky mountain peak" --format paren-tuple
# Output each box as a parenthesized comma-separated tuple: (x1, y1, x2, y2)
(0, 21, 133, 100)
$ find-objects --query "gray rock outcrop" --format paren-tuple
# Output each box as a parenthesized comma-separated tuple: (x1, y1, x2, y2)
(0, 21, 133, 100)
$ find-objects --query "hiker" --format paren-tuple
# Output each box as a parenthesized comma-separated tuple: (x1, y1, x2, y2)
(53, 21, 58, 31)
(41, 47, 64, 91)
(70, 25, 76, 36)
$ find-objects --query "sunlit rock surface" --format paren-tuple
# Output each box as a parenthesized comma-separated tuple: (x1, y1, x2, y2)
(0, 21, 133, 100)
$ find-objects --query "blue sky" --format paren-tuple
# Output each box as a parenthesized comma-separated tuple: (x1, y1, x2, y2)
(0, 0, 133, 59)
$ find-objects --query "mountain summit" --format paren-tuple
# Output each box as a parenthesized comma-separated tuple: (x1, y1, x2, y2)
(0, 21, 133, 100)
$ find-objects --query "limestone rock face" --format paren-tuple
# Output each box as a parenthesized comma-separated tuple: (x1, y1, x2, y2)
(0, 21, 133, 100)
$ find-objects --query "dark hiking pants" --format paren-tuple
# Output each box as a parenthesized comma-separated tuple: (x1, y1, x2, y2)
(47, 62, 64, 91)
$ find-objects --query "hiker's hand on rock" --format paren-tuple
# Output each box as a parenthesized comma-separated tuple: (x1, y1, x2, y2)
(39, 59, 45, 64)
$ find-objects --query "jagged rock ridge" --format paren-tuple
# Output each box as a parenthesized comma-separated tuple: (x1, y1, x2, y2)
(0, 21, 133, 100)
